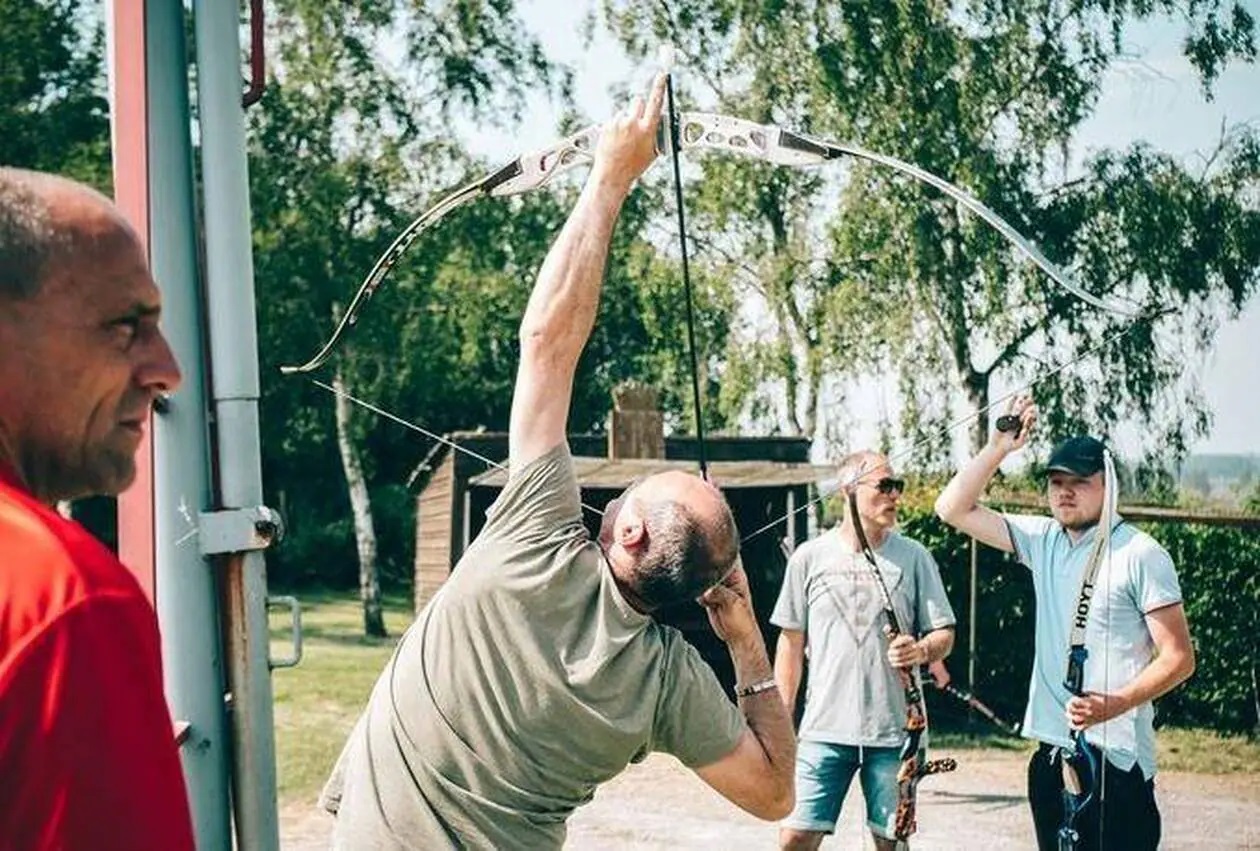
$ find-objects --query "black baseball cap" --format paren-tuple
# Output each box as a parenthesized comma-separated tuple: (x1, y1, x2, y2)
(1045, 436, 1106, 477)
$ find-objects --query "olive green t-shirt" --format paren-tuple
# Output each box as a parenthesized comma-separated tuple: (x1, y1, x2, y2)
(321, 444, 746, 849)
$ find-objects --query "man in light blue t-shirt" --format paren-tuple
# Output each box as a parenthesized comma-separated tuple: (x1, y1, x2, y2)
(772, 450, 956, 850)
(935, 395, 1195, 851)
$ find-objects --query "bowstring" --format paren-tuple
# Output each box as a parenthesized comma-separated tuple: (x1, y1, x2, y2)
(308, 378, 606, 519)
(664, 66, 710, 480)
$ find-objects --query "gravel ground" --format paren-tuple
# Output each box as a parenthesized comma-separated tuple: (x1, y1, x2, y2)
(281, 749, 1260, 849)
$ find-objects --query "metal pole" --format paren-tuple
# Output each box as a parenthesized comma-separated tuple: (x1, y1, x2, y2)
(968, 535, 978, 725)
(147, 0, 232, 845)
(785, 488, 796, 548)
(192, 1, 280, 847)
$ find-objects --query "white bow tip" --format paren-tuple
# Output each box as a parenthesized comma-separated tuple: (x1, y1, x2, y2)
(657, 44, 676, 73)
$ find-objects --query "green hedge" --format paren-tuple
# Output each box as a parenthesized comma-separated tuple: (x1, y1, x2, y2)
(896, 503, 1259, 735)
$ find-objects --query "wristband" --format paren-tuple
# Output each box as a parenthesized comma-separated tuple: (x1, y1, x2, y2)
(735, 679, 778, 699)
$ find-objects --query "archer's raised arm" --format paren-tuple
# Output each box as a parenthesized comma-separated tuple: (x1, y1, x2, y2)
(935, 395, 1038, 552)
(508, 76, 666, 474)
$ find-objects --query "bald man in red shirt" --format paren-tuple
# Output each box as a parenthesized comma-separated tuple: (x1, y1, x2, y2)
(0, 168, 192, 849)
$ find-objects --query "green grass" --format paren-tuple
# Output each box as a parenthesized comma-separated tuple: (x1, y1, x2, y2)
(269, 589, 413, 804)
(933, 731, 1036, 752)
(269, 591, 1259, 808)
(1156, 727, 1260, 774)
(931, 729, 1260, 774)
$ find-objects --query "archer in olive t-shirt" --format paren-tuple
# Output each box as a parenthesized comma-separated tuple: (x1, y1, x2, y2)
(321, 444, 746, 849)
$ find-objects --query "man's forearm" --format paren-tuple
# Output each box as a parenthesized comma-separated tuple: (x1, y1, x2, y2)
(1115, 649, 1194, 711)
(936, 445, 1005, 521)
(772, 638, 803, 716)
(916, 627, 954, 665)
(730, 637, 796, 777)
(518, 176, 626, 364)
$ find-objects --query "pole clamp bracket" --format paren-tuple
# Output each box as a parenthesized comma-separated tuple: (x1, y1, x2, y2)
(198, 506, 284, 556)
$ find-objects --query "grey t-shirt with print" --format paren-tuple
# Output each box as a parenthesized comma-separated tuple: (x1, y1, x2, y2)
(771, 529, 956, 747)
(320, 444, 746, 849)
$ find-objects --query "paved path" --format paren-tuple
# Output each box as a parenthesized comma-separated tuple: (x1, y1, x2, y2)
(283, 749, 1260, 849)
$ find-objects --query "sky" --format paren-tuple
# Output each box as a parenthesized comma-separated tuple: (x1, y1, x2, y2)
(462, 2, 1260, 457)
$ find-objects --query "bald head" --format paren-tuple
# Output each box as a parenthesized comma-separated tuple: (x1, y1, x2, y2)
(600, 470, 739, 610)
(0, 168, 134, 302)
(838, 450, 890, 492)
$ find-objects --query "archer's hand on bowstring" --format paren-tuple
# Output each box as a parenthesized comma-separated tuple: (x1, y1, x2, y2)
(1066, 691, 1133, 730)
(589, 73, 667, 197)
(698, 559, 760, 647)
(989, 393, 1038, 456)
(886, 633, 929, 670)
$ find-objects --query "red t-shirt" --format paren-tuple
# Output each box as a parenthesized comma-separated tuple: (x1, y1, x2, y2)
(0, 466, 194, 850)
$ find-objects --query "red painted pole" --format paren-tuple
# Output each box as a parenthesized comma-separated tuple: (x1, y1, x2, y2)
(110, 0, 156, 601)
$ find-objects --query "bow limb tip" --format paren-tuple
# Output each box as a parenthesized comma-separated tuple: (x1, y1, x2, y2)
(279, 360, 316, 375)
(657, 43, 676, 74)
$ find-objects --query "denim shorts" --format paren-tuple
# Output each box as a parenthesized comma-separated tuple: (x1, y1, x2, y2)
(782, 739, 900, 838)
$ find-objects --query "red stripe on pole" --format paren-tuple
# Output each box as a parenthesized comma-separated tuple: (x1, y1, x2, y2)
(111, 0, 155, 602)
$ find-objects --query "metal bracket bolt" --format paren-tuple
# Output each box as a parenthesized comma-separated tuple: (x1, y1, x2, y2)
(198, 505, 285, 557)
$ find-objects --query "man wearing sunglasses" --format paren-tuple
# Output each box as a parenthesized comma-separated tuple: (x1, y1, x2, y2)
(319, 76, 796, 849)
(934, 395, 1195, 850)
(772, 451, 956, 850)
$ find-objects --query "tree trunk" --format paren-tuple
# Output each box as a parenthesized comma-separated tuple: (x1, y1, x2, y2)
(964, 370, 990, 457)
(333, 367, 386, 638)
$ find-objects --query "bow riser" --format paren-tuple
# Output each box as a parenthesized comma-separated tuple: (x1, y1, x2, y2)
(486, 125, 601, 197)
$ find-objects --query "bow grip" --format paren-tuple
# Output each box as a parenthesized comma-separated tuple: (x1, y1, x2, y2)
(1063, 646, 1088, 696)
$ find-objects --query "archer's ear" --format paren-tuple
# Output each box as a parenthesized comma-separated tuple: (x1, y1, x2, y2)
(617, 510, 647, 551)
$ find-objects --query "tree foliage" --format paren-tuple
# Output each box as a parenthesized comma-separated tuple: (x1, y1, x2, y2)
(600, 0, 1260, 469)
(0, 0, 110, 187)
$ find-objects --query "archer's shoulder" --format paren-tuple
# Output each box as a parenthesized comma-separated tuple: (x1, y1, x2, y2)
(789, 530, 840, 564)
(889, 531, 933, 559)
(1116, 523, 1175, 567)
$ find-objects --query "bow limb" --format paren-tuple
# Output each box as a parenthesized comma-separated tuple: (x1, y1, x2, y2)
(671, 111, 1143, 319)
(281, 123, 606, 374)
(486, 123, 603, 197)
(280, 180, 485, 374)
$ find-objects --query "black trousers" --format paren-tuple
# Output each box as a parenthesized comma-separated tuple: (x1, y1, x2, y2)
(1028, 742, 1161, 850)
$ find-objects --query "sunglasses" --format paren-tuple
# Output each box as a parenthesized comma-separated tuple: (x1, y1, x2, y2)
(871, 477, 905, 495)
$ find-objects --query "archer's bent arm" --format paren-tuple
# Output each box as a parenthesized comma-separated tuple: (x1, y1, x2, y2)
(696, 635, 796, 821)
(935, 398, 1039, 553)
(694, 566, 796, 821)
(918, 626, 955, 664)
(1119, 603, 1196, 709)
(508, 76, 666, 474)
(934, 444, 1015, 554)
